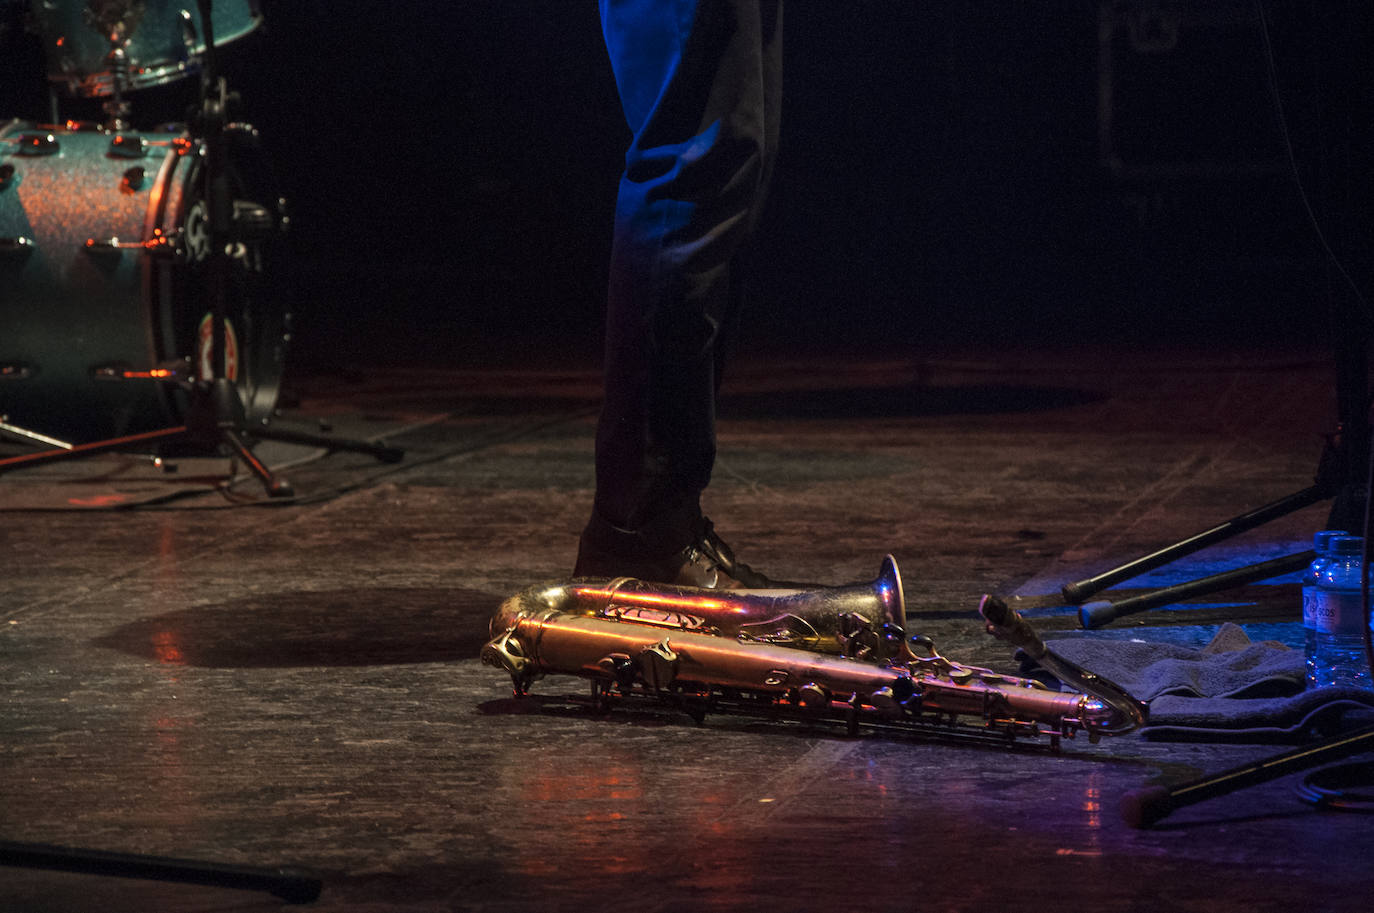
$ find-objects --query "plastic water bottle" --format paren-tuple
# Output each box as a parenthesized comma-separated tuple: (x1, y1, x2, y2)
(1306, 534, 1374, 690)
(1301, 529, 1339, 658)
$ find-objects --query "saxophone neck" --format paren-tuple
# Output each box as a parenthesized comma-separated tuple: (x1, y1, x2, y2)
(978, 594, 1148, 734)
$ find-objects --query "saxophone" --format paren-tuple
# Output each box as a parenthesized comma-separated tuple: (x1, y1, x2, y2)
(482, 557, 1142, 748)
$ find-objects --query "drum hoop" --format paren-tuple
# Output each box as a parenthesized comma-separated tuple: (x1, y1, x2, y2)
(41, 14, 263, 98)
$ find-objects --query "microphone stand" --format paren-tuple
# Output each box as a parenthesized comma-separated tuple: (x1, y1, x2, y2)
(1121, 723, 1374, 828)
(1036, 3, 1370, 629)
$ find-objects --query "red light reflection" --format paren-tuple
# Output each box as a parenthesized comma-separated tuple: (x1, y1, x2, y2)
(1053, 771, 1104, 857)
(152, 629, 187, 666)
(516, 761, 649, 878)
(573, 586, 736, 614)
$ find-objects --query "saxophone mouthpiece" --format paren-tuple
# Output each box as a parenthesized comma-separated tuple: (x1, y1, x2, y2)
(977, 593, 1047, 659)
(978, 593, 1011, 626)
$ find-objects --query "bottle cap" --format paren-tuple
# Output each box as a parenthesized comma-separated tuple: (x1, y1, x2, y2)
(1330, 535, 1364, 556)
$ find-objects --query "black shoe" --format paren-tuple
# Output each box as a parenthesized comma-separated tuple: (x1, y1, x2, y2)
(574, 517, 815, 589)
(681, 519, 813, 589)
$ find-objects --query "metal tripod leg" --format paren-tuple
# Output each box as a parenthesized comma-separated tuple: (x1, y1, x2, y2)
(222, 426, 294, 498)
(1076, 549, 1316, 629)
(0, 416, 403, 499)
(1061, 484, 1330, 605)
(253, 425, 404, 463)
(0, 426, 191, 473)
(0, 419, 73, 451)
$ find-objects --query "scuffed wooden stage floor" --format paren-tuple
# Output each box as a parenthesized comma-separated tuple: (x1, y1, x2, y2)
(2, 342, 1372, 912)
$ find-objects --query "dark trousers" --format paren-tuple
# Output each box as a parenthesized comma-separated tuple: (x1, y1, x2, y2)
(586, 0, 783, 559)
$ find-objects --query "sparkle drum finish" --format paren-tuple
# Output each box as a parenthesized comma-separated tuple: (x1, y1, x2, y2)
(32, 0, 263, 97)
(0, 118, 288, 443)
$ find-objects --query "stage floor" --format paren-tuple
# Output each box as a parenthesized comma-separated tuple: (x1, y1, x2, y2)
(2, 341, 1372, 912)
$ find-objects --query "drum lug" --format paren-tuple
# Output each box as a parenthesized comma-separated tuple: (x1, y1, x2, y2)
(1, 237, 37, 255)
(109, 135, 147, 158)
(17, 133, 60, 156)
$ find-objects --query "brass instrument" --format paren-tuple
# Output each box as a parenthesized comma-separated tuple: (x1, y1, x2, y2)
(483, 557, 1144, 748)
(488, 555, 909, 662)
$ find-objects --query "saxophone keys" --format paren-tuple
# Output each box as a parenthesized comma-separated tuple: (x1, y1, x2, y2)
(796, 682, 828, 710)
(595, 653, 637, 690)
(868, 685, 905, 717)
(636, 639, 680, 691)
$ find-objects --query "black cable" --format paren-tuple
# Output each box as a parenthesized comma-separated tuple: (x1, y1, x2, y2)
(1362, 389, 1374, 683)
(1257, 1, 1374, 682)
(1255, 1, 1370, 318)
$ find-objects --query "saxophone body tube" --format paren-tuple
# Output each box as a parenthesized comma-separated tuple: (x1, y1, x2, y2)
(485, 608, 914, 710)
(482, 608, 1121, 741)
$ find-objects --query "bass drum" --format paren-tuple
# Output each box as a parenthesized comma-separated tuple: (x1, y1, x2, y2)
(0, 118, 289, 444)
(32, 1, 263, 98)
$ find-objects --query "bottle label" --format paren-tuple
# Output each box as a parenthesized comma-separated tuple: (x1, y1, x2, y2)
(1305, 590, 1369, 636)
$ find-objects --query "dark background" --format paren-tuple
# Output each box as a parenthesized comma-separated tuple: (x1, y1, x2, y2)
(3, 1, 1370, 373)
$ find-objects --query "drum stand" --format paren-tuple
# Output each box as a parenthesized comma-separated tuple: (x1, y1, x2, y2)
(2, 3, 325, 902)
(0, 1, 402, 498)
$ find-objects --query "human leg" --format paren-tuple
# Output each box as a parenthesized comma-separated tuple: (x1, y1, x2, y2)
(576, 0, 784, 583)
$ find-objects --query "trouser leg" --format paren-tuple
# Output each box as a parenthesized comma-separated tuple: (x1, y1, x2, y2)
(584, 0, 782, 562)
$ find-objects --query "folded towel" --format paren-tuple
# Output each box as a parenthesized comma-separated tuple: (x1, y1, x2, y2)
(1143, 688, 1374, 742)
(1044, 623, 1305, 702)
(1034, 624, 1374, 743)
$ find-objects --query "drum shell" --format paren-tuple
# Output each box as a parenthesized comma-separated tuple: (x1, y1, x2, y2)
(0, 119, 288, 444)
(32, 1, 262, 98)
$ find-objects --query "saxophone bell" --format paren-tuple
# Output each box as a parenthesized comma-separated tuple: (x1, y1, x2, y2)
(490, 554, 909, 662)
